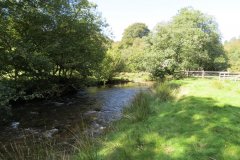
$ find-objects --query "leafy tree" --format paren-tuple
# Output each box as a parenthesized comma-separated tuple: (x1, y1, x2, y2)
(146, 7, 228, 78)
(121, 23, 150, 47)
(0, 0, 110, 123)
(224, 38, 240, 71)
(123, 38, 148, 72)
(94, 42, 125, 83)
(0, 0, 109, 81)
(109, 23, 150, 72)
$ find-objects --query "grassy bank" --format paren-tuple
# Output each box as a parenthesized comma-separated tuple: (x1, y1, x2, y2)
(76, 78, 240, 160)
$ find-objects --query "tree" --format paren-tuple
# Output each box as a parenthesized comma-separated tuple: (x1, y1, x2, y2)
(224, 38, 240, 71)
(94, 42, 125, 83)
(146, 7, 228, 78)
(0, 0, 110, 123)
(121, 23, 150, 47)
(109, 23, 150, 72)
(0, 0, 109, 80)
(123, 38, 148, 72)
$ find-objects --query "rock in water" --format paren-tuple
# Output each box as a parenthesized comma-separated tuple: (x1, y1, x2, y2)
(43, 128, 59, 138)
(53, 102, 64, 107)
(84, 111, 97, 116)
(11, 122, 20, 129)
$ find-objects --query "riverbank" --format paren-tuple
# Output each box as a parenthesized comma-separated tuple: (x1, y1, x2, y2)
(75, 78, 240, 160)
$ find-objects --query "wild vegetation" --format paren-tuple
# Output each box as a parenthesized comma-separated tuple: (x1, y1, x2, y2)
(1, 1, 240, 159)
(0, 0, 110, 123)
(0, 0, 232, 124)
(108, 8, 228, 79)
(75, 79, 240, 160)
(224, 38, 240, 71)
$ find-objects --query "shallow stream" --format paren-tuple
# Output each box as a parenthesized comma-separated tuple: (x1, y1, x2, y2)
(0, 82, 150, 145)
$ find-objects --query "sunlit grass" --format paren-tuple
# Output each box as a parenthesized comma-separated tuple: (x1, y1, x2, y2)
(91, 78, 240, 160)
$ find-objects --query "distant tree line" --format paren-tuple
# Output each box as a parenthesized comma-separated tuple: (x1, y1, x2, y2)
(108, 7, 229, 79)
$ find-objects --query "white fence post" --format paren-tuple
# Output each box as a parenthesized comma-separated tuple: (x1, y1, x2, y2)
(202, 71, 205, 78)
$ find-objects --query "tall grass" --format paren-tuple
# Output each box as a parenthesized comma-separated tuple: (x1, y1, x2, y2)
(153, 82, 179, 102)
(123, 92, 152, 122)
(65, 125, 101, 160)
(123, 82, 178, 122)
(0, 125, 100, 160)
(211, 80, 224, 89)
(71, 133, 100, 160)
(0, 137, 71, 160)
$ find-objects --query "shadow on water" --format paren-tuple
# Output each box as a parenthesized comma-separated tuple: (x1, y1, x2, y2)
(100, 96, 240, 160)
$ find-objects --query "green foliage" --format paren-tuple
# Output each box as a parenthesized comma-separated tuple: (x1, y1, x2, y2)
(224, 38, 240, 71)
(124, 38, 149, 72)
(110, 8, 228, 79)
(105, 23, 150, 73)
(145, 7, 228, 78)
(0, 0, 109, 80)
(95, 42, 125, 83)
(121, 23, 150, 46)
(0, 0, 111, 123)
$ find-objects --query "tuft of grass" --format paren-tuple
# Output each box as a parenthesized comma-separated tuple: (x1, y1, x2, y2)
(211, 80, 224, 89)
(153, 82, 179, 102)
(71, 133, 100, 160)
(0, 137, 71, 160)
(123, 92, 152, 122)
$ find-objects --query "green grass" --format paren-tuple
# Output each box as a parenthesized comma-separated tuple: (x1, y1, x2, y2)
(81, 78, 240, 160)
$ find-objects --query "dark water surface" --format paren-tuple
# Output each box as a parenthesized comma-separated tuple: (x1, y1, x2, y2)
(0, 82, 150, 144)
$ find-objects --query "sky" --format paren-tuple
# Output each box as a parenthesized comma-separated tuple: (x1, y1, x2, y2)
(92, 0, 240, 42)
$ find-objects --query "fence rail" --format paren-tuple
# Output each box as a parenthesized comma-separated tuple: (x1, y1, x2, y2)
(185, 71, 240, 81)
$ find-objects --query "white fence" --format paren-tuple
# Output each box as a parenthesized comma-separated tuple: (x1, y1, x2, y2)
(185, 71, 240, 81)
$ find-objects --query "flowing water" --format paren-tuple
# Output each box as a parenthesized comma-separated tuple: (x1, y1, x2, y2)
(0, 82, 150, 145)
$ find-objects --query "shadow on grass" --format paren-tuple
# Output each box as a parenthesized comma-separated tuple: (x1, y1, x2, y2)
(99, 96, 240, 160)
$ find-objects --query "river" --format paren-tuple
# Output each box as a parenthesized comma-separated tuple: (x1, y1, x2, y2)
(0, 82, 150, 146)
